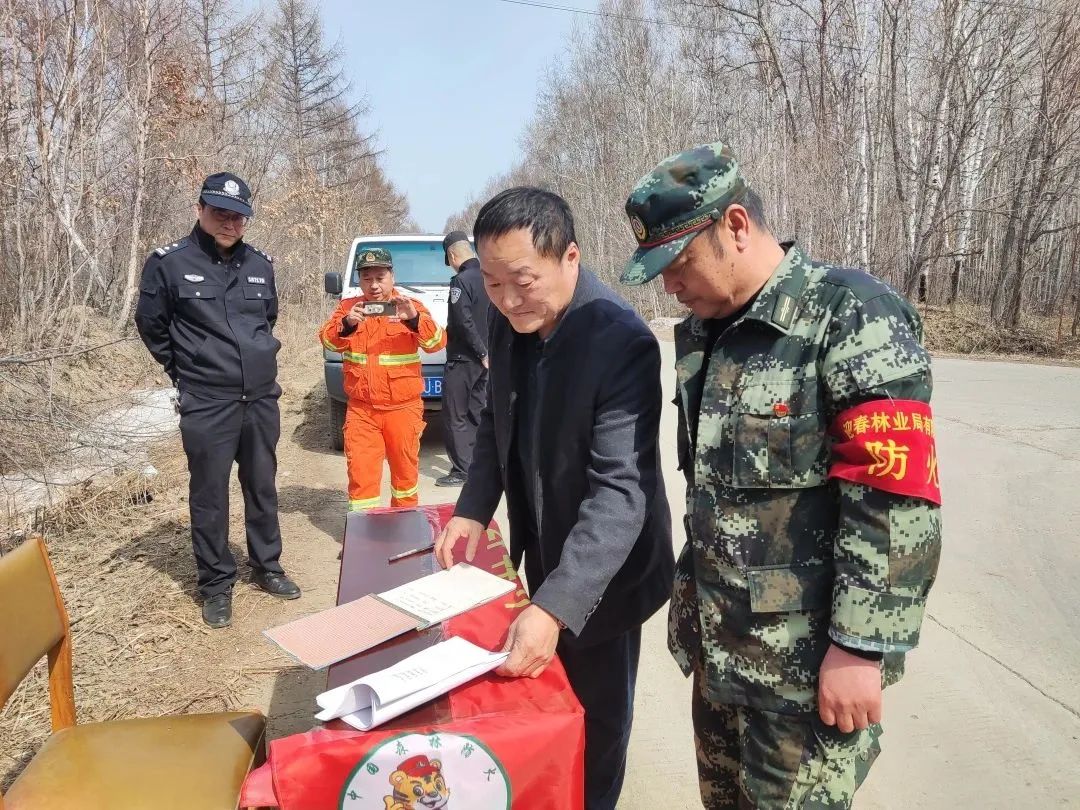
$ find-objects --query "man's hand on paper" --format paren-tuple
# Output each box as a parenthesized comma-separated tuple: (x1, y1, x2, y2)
(434, 516, 485, 568)
(496, 604, 561, 679)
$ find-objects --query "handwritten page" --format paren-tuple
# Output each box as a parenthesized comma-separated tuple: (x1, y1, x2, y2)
(314, 636, 509, 730)
(375, 563, 515, 627)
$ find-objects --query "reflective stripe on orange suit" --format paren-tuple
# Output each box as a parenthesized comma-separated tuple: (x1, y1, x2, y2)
(318, 291, 447, 508)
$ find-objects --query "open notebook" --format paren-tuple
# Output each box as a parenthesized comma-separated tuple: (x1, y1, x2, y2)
(263, 564, 515, 670)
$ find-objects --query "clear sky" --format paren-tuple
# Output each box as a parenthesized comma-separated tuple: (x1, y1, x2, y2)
(319, 0, 598, 232)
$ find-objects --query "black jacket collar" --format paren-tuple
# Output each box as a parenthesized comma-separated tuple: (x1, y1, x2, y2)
(458, 257, 481, 274)
(192, 224, 246, 262)
(542, 267, 605, 347)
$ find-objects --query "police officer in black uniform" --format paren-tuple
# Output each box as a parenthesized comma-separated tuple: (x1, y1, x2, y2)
(135, 172, 301, 629)
(437, 231, 490, 487)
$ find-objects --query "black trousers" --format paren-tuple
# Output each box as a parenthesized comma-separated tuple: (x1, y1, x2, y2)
(178, 393, 284, 598)
(442, 357, 487, 476)
(558, 627, 642, 810)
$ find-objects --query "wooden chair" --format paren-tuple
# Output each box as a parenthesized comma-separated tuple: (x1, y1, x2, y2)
(0, 536, 266, 809)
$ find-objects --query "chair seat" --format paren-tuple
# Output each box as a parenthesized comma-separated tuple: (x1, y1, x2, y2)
(4, 711, 265, 810)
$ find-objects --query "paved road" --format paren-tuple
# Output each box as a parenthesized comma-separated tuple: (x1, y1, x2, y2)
(405, 350, 1080, 808)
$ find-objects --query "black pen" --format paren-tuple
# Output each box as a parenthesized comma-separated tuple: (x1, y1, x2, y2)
(387, 542, 436, 563)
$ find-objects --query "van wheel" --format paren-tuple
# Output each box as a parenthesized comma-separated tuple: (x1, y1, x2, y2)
(328, 397, 346, 451)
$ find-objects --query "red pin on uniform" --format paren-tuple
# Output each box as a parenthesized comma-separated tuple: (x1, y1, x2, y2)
(773, 402, 791, 417)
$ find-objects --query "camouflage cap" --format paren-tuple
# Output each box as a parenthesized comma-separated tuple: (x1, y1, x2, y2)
(620, 141, 747, 285)
(355, 246, 393, 271)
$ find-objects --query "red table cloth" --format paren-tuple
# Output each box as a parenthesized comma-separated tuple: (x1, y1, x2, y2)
(240, 504, 585, 809)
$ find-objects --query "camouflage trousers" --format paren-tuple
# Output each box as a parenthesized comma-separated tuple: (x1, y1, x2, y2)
(692, 670, 881, 809)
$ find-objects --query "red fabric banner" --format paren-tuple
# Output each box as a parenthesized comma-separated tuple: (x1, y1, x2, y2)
(828, 398, 942, 504)
(239, 505, 585, 810)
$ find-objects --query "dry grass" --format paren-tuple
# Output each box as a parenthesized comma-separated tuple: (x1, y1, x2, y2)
(277, 297, 334, 370)
(921, 304, 1080, 362)
(0, 306, 163, 480)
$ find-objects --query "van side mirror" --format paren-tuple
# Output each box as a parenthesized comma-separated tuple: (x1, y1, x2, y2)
(324, 272, 343, 296)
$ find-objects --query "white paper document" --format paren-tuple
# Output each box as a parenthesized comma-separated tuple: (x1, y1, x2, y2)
(376, 562, 516, 627)
(315, 636, 508, 731)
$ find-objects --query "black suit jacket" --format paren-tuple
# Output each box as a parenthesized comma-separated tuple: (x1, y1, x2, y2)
(455, 268, 674, 647)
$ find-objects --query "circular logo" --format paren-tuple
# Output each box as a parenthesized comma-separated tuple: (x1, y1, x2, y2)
(629, 215, 647, 242)
(223, 179, 240, 196)
(364, 252, 376, 263)
(339, 733, 510, 809)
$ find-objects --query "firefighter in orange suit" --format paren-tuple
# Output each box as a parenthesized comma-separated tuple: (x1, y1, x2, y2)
(319, 247, 446, 510)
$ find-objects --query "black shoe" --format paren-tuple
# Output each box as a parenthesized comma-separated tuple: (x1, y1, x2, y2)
(202, 593, 232, 629)
(252, 570, 301, 600)
(436, 472, 467, 487)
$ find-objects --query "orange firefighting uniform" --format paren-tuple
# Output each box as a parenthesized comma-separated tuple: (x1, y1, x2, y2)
(319, 291, 446, 510)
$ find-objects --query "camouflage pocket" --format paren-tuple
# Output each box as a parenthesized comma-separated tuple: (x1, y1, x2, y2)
(787, 719, 882, 809)
(745, 563, 833, 613)
(811, 718, 881, 760)
(733, 381, 827, 488)
(808, 720, 882, 808)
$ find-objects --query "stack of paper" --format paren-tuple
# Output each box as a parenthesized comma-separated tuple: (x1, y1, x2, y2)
(315, 636, 508, 730)
(263, 564, 515, 669)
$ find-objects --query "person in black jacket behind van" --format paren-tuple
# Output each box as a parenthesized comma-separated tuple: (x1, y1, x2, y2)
(135, 172, 300, 629)
(435, 188, 674, 810)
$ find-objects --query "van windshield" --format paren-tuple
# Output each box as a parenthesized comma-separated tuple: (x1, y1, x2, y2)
(351, 241, 454, 287)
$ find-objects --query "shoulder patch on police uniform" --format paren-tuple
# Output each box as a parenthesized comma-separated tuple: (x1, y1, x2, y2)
(772, 292, 797, 329)
(251, 246, 273, 263)
(152, 237, 188, 259)
(450, 287, 461, 304)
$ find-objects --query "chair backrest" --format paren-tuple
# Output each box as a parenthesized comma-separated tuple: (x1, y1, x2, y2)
(0, 536, 70, 712)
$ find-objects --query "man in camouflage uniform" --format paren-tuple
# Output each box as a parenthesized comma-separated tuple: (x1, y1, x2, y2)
(620, 142, 942, 808)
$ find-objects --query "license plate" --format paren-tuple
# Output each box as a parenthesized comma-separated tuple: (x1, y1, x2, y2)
(423, 376, 443, 398)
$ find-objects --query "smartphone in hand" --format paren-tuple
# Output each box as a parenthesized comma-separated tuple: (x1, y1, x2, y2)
(361, 301, 398, 317)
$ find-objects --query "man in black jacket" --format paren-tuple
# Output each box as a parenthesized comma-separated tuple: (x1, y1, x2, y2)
(135, 172, 300, 629)
(435, 188, 673, 810)
(437, 230, 489, 487)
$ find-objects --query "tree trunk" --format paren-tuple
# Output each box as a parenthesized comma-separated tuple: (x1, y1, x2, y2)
(116, 0, 153, 329)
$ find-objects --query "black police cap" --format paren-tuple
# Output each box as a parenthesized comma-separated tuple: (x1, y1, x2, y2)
(200, 172, 253, 217)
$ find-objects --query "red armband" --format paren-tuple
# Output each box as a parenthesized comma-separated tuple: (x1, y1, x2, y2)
(828, 399, 941, 504)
